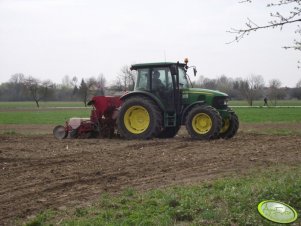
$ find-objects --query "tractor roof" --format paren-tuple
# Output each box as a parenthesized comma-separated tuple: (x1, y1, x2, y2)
(130, 62, 186, 70)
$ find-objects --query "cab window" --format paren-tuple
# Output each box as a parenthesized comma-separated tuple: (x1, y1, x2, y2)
(135, 69, 150, 91)
(178, 67, 190, 88)
(151, 68, 173, 91)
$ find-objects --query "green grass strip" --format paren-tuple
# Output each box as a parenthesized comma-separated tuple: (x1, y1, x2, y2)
(233, 107, 301, 123)
(0, 107, 300, 125)
(0, 101, 85, 109)
(26, 165, 301, 226)
(0, 102, 301, 125)
(0, 109, 91, 124)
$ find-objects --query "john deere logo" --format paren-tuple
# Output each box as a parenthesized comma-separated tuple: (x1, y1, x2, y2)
(258, 200, 298, 224)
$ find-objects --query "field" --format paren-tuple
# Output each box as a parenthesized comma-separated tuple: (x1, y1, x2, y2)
(0, 101, 301, 225)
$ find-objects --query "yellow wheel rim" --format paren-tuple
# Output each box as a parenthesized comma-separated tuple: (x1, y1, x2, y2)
(220, 118, 230, 133)
(124, 106, 150, 134)
(192, 113, 212, 134)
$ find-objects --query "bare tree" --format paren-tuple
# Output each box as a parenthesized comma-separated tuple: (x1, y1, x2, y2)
(95, 74, 107, 96)
(79, 78, 89, 106)
(195, 75, 206, 88)
(201, 78, 217, 90)
(297, 78, 301, 87)
(23, 76, 42, 108)
(229, 0, 301, 51)
(78, 77, 104, 106)
(86, 77, 98, 96)
(8, 73, 26, 101)
(268, 79, 282, 105)
(71, 76, 78, 87)
(61, 75, 73, 88)
(216, 75, 234, 93)
(108, 77, 123, 93)
(195, 75, 242, 99)
(9, 73, 25, 84)
(238, 74, 265, 106)
(69, 76, 78, 98)
(292, 78, 301, 99)
(41, 80, 54, 102)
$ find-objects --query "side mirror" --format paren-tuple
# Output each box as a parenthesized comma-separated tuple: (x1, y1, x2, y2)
(193, 68, 197, 76)
(170, 65, 177, 75)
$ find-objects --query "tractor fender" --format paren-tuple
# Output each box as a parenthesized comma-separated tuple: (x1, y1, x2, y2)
(120, 91, 166, 112)
(181, 101, 205, 124)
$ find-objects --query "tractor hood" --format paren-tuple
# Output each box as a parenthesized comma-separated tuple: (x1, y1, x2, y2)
(181, 88, 229, 109)
(182, 88, 228, 97)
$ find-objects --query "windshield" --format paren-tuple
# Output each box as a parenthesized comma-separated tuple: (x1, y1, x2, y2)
(178, 67, 190, 88)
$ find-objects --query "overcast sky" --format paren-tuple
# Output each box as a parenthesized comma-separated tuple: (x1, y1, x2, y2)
(0, 0, 300, 87)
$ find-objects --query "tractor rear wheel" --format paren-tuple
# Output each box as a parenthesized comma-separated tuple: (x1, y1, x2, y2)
(157, 125, 180, 138)
(219, 112, 239, 139)
(185, 105, 222, 140)
(117, 97, 162, 139)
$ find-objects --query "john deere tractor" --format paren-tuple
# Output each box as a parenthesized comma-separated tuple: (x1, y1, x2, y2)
(117, 59, 239, 140)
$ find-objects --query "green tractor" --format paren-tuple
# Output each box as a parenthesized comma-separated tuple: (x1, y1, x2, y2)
(117, 59, 239, 140)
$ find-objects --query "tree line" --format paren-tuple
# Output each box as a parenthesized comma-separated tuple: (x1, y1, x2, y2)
(194, 74, 301, 106)
(0, 65, 136, 107)
(0, 69, 300, 107)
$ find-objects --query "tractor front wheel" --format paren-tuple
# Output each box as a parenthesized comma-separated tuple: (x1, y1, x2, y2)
(117, 97, 162, 139)
(185, 105, 222, 140)
(219, 112, 239, 139)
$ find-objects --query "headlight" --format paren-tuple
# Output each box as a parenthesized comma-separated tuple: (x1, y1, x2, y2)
(213, 97, 229, 109)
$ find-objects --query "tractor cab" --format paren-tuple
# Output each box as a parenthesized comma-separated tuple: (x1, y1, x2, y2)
(131, 62, 191, 113)
(133, 62, 190, 91)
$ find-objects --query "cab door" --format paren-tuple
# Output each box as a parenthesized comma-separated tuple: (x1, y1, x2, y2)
(150, 67, 175, 112)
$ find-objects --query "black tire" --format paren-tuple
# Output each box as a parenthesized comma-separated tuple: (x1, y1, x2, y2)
(219, 112, 239, 139)
(185, 105, 222, 140)
(157, 125, 180, 138)
(117, 97, 162, 139)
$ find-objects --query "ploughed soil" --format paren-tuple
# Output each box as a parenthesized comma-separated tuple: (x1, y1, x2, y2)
(0, 125, 301, 225)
